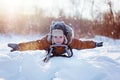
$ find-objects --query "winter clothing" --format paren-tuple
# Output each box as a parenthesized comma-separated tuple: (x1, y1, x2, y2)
(8, 21, 103, 57)
(8, 43, 19, 52)
(95, 42, 103, 47)
(8, 35, 97, 55)
(52, 29, 64, 36)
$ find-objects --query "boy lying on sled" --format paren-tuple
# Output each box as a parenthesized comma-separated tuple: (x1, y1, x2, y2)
(8, 21, 103, 62)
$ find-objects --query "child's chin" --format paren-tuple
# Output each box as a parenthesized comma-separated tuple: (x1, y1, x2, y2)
(55, 43, 62, 44)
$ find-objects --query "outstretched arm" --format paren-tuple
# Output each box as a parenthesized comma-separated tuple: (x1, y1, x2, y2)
(69, 38, 103, 50)
(8, 36, 50, 52)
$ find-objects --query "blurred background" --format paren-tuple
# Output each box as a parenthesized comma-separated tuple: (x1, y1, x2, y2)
(0, 0, 120, 39)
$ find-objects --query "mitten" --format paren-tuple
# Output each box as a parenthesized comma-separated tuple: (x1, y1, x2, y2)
(95, 42, 103, 47)
(8, 43, 19, 52)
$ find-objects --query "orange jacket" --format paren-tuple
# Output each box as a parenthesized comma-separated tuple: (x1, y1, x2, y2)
(18, 35, 95, 55)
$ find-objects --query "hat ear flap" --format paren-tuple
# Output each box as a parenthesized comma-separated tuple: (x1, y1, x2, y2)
(47, 32, 52, 44)
(64, 35, 68, 44)
(48, 21, 55, 44)
(52, 37, 55, 44)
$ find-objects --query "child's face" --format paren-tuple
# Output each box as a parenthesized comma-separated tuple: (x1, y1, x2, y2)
(52, 35, 64, 44)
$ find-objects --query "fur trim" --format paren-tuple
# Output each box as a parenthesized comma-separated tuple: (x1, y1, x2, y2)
(64, 35, 68, 44)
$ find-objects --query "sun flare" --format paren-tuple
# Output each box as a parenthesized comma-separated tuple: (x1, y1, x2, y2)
(0, 0, 20, 14)
(0, 0, 37, 15)
(0, 0, 60, 16)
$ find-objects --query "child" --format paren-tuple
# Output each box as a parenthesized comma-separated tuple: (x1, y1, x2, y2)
(8, 21, 103, 62)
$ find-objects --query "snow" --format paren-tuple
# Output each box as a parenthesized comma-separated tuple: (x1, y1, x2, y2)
(0, 35, 120, 80)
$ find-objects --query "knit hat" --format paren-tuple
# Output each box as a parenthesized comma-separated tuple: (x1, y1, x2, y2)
(47, 21, 74, 44)
(52, 29, 64, 36)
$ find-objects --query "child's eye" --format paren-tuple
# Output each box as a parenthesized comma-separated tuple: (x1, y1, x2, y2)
(53, 36, 63, 38)
(54, 36, 57, 38)
(59, 36, 63, 38)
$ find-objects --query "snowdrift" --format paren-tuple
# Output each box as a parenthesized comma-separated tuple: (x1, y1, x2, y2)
(0, 35, 120, 80)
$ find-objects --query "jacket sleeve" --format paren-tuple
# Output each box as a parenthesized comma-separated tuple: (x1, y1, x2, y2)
(69, 38, 95, 50)
(18, 36, 50, 51)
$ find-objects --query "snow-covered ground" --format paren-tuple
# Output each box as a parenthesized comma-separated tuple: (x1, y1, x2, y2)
(0, 34, 120, 80)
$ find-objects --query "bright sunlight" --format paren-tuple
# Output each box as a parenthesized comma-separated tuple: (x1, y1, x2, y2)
(0, 0, 37, 15)
(0, 0, 58, 16)
(0, 0, 70, 17)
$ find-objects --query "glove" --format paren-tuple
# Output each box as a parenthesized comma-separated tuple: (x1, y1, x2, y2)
(8, 43, 19, 52)
(95, 42, 103, 47)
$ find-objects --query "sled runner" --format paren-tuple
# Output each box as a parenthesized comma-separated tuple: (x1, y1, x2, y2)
(43, 44, 73, 62)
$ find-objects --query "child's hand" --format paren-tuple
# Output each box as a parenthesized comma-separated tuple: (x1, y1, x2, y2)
(8, 43, 19, 52)
(95, 42, 103, 47)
